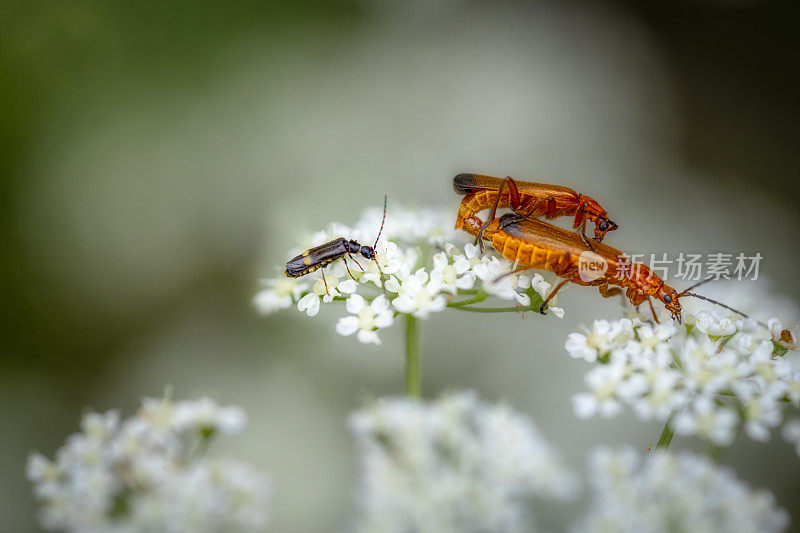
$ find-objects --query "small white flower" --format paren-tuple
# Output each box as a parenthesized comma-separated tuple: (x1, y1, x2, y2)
(565, 320, 624, 362)
(253, 277, 307, 315)
(361, 241, 412, 288)
(694, 310, 737, 336)
(296, 273, 358, 317)
(335, 294, 394, 344)
(768, 318, 797, 350)
(518, 272, 552, 300)
(429, 251, 475, 295)
(390, 269, 447, 319)
(634, 322, 676, 354)
(471, 255, 530, 305)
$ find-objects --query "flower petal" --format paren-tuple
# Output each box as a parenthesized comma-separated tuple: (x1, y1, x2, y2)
(335, 316, 360, 336)
(346, 293, 366, 314)
(357, 330, 381, 345)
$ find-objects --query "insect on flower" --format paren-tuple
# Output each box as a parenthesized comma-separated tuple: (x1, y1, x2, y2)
(285, 197, 388, 294)
(465, 213, 752, 324)
(453, 173, 619, 249)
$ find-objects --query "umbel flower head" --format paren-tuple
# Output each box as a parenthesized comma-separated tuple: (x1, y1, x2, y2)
(564, 284, 800, 452)
(254, 203, 564, 345)
(349, 391, 577, 533)
(27, 396, 271, 533)
(575, 447, 788, 533)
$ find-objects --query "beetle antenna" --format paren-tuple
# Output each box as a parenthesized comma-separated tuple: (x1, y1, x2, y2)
(678, 275, 716, 297)
(679, 276, 769, 328)
(682, 292, 768, 327)
(372, 195, 388, 297)
(373, 195, 387, 250)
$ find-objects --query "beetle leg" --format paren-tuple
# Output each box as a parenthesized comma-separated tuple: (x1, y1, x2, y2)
(573, 201, 588, 228)
(476, 218, 497, 254)
(505, 176, 521, 210)
(579, 218, 596, 253)
(598, 283, 622, 298)
(647, 297, 660, 324)
(343, 255, 357, 281)
(544, 196, 558, 219)
(350, 255, 365, 271)
(492, 264, 536, 283)
(321, 268, 330, 296)
(540, 278, 571, 315)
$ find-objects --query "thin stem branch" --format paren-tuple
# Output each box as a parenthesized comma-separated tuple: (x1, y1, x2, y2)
(655, 418, 675, 451)
(449, 305, 530, 313)
(405, 315, 421, 399)
(446, 293, 488, 307)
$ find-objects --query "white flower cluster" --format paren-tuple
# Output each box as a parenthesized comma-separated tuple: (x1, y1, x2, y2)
(349, 391, 577, 533)
(254, 204, 563, 344)
(575, 447, 789, 533)
(565, 309, 799, 450)
(27, 397, 271, 533)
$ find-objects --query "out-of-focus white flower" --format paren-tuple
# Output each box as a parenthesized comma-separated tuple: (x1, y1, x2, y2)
(350, 391, 577, 533)
(782, 418, 800, 457)
(572, 355, 627, 419)
(742, 393, 783, 442)
(630, 370, 685, 421)
(335, 294, 394, 344)
(674, 396, 738, 446)
(253, 276, 308, 315)
(172, 396, 247, 435)
(27, 396, 270, 533)
(575, 447, 789, 533)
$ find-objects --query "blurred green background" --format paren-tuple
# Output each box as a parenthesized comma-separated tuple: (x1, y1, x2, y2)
(2, 1, 799, 531)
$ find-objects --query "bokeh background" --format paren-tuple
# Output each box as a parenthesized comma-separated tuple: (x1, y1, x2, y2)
(2, 0, 800, 531)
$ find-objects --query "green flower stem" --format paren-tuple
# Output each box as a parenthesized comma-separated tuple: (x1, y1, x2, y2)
(188, 428, 215, 462)
(706, 444, 727, 462)
(405, 315, 421, 399)
(655, 418, 675, 451)
(450, 305, 533, 313)
(446, 293, 488, 307)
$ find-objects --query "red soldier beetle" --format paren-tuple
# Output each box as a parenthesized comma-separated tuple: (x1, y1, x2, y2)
(453, 173, 618, 250)
(462, 213, 750, 324)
